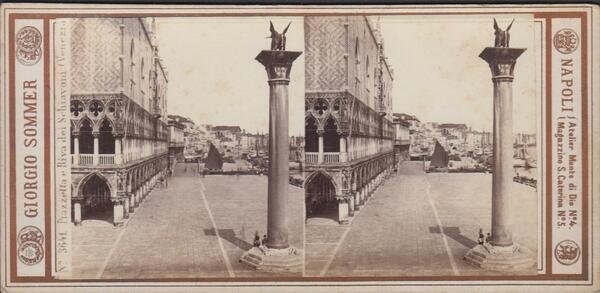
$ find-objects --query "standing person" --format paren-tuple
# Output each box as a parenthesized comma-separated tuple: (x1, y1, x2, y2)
(478, 228, 485, 245)
(253, 231, 261, 247)
(261, 235, 268, 246)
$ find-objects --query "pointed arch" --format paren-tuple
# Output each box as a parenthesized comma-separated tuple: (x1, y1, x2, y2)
(77, 171, 113, 197)
(323, 116, 340, 152)
(98, 118, 115, 154)
(305, 115, 318, 152)
(77, 172, 113, 223)
(304, 170, 339, 195)
(305, 170, 339, 221)
(78, 118, 94, 154)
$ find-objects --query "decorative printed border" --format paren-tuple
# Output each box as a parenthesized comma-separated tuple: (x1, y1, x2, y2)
(1, 5, 593, 287)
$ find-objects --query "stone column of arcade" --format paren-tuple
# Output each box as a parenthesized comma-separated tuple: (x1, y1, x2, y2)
(239, 21, 302, 274)
(73, 131, 80, 165)
(464, 19, 535, 272)
(92, 131, 99, 165)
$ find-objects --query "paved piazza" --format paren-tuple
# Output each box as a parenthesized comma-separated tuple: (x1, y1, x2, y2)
(305, 161, 539, 277)
(71, 163, 304, 279)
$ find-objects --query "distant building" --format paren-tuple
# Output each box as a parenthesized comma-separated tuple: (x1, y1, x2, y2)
(212, 126, 242, 139)
(167, 118, 185, 166)
(515, 133, 536, 146)
(395, 113, 421, 133)
(392, 113, 411, 164)
(304, 16, 395, 224)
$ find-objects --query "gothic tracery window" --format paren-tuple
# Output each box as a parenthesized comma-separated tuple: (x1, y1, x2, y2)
(70, 100, 84, 117)
(89, 100, 104, 117)
(313, 99, 328, 117)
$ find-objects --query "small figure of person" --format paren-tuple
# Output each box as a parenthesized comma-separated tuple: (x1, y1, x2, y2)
(253, 231, 261, 247)
(478, 228, 485, 245)
(261, 234, 268, 246)
(485, 232, 492, 244)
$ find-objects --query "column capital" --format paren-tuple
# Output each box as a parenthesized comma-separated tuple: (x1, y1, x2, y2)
(72, 196, 85, 203)
(479, 47, 526, 78)
(335, 196, 351, 203)
(255, 50, 302, 82)
(338, 131, 350, 137)
(110, 197, 124, 205)
(92, 131, 100, 138)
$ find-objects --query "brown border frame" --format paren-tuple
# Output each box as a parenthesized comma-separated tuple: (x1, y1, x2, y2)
(3, 7, 592, 284)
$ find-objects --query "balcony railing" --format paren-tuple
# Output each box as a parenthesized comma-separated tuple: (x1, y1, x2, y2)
(99, 154, 115, 165)
(79, 154, 94, 166)
(305, 152, 340, 165)
(324, 152, 340, 164)
(71, 154, 115, 166)
(305, 152, 318, 164)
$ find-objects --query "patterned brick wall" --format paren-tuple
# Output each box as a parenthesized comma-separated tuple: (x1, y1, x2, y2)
(346, 16, 379, 110)
(70, 18, 163, 118)
(305, 16, 382, 111)
(304, 16, 348, 91)
(71, 18, 121, 94)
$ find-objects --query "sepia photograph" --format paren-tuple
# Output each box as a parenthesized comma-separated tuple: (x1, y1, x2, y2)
(303, 15, 540, 277)
(1, 4, 597, 292)
(66, 16, 305, 278)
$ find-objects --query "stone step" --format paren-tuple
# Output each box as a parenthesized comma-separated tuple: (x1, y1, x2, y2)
(464, 248, 536, 272)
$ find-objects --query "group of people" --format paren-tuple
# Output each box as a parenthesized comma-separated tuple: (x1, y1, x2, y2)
(253, 231, 268, 247)
(478, 228, 492, 245)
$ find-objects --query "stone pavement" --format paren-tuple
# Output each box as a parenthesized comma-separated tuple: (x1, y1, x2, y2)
(71, 163, 304, 279)
(201, 174, 304, 277)
(305, 161, 539, 277)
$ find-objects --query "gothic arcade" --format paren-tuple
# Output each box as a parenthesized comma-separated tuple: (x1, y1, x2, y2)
(304, 16, 396, 224)
(69, 18, 169, 226)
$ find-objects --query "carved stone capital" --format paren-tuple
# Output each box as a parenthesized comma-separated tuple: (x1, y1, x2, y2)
(256, 50, 302, 81)
(479, 47, 526, 78)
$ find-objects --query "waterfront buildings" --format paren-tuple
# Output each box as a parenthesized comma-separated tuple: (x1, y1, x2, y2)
(168, 117, 185, 166)
(304, 16, 395, 224)
(392, 113, 411, 165)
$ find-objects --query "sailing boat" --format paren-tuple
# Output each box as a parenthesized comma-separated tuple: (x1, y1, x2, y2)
(429, 140, 449, 172)
(205, 142, 224, 171)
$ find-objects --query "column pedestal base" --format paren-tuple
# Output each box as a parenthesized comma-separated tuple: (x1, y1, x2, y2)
(464, 243, 536, 273)
(240, 246, 302, 275)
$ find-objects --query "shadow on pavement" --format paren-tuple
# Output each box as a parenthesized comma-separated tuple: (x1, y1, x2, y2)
(429, 226, 478, 249)
(204, 228, 253, 251)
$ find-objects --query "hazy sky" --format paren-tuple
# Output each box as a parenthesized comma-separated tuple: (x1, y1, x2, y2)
(155, 15, 538, 136)
(156, 17, 304, 136)
(380, 15, 538, 133)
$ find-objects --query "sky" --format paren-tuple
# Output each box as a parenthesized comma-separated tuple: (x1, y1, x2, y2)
(155, 17, 305, 136)
(154, 15, 539, 136)
(380, 15, 539, 134)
